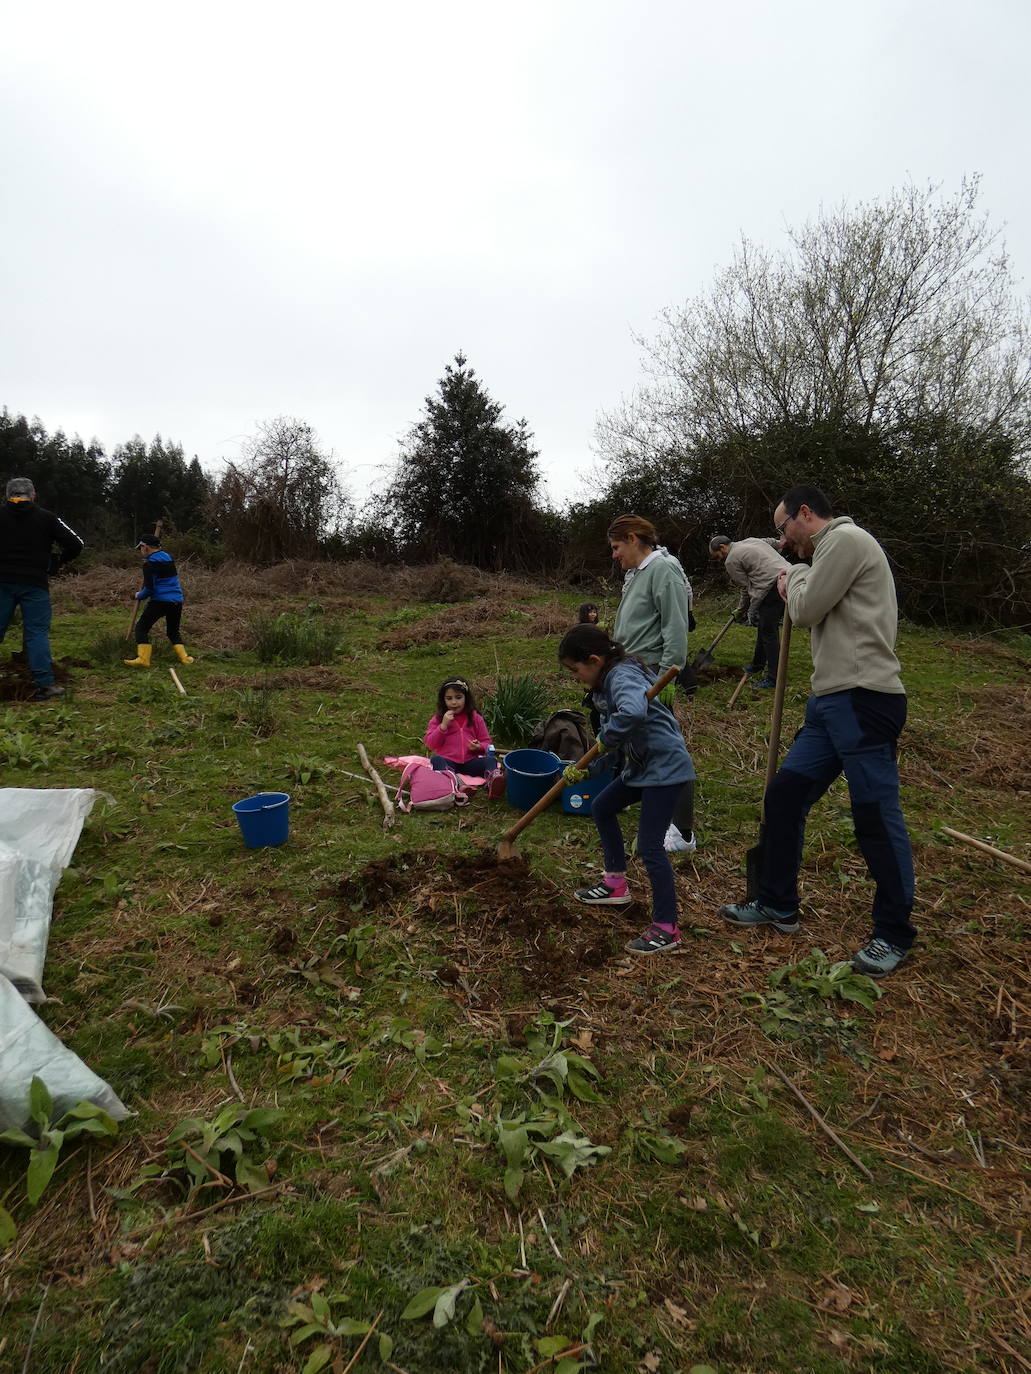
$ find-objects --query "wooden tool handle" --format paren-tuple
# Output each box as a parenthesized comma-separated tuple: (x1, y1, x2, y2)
(728, 671, 749, 708)
(709, 613, 739, 652)
(762, 610, 792, 799)
(941, 827, 1031, 875)
(500, 665, 681, 845)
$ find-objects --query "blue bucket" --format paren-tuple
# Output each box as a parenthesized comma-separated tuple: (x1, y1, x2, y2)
(560, 753, 617, 816)
(232, 792, 291, 848)
(503, 749, 563, 812)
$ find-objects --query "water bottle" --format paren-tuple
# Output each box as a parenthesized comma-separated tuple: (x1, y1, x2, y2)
(485, 744, 497, 773)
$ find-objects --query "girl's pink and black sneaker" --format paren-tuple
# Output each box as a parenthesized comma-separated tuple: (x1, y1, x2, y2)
(626, 924, 681, 955)
(574, 875, 631, 906)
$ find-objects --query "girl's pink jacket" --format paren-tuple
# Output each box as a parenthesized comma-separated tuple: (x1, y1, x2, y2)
(423, 711, 493, 765)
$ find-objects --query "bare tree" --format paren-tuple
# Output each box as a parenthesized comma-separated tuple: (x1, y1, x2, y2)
(210, 417, 350, 562)
(603, 179, 1031, 458)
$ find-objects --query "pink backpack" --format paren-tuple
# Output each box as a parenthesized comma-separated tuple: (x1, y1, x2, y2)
(394, 760, 470, 813)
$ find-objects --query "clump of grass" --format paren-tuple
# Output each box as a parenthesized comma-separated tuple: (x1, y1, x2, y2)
(236, 684, 278, 736)
(251, 612, 343, 665)
(88, 630, 137, 665)
(481, 673, 549, 746)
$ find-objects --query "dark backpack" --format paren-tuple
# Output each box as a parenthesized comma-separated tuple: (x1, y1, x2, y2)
(528, 710, 593, 762)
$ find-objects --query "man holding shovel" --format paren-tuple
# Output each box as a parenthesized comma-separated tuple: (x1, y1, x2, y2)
(719, 485, 916, 978)
(708, 535, 789, 688)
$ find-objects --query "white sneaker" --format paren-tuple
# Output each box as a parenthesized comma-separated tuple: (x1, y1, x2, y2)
(663, 824, 696, 854)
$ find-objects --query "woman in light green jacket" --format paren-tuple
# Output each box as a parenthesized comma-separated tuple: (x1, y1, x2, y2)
(608, 514, 696, 853)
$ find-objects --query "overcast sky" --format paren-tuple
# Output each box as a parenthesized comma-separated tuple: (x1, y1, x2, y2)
(3, 0, 1029, 507)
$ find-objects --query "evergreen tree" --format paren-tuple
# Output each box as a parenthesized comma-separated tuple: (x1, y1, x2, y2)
(382, 354, 547, 571)
(0, 409, 110, 539)
(109, 435, 214, 541)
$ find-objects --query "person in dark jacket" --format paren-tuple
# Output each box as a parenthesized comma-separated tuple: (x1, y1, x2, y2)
(124, 533, 194, 667)
(0, 477, 84, 700)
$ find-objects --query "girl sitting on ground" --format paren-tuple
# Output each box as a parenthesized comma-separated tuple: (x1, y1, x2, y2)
(423, 676, 496, 777)
(559, 624, 696, 955)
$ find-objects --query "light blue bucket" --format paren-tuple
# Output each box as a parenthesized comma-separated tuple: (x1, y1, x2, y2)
(232, 792, 291, 848)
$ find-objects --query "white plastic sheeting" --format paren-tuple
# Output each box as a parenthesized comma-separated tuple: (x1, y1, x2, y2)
(0, 974, 128, 1130)
(0, 788, 128, 1130)
(0, 787, 97, 1002)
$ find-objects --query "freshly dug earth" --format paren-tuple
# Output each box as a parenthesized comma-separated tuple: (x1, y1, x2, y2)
(332, 849, 622, 1001)
(0, 653, 74, 701)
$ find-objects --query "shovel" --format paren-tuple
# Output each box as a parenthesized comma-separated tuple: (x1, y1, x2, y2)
(745, 610, 792, 899)
(691, 614, 738, 671)
(497, 665, 680, 862)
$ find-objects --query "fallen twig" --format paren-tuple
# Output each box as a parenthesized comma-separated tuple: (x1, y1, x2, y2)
(764, 1059, 874, 1183)
(546, 1277, 572, 1330)
(357, 743, 395, 830)
(123, 1183, 286, 1239)
(525, 1342, 587, 1374)
(537, 1206, 564, 1261)
(85, 1145, 97, 1223)
(21, 1278, 50, 1374)
(728, 671, 749, 708)
(340, 1310, 383, 1374)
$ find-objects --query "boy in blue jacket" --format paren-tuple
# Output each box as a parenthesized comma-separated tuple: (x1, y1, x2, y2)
(124, 533, 194, 667)
(559, 623, 696, 954)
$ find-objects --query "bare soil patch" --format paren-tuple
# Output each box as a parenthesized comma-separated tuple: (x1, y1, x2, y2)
(330, 848, 619, 1000)
(0, 653, 75, 701)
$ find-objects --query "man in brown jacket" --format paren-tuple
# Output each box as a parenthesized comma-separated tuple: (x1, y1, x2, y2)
(718, 485, 916, 979)
(709, 535, 790, 686)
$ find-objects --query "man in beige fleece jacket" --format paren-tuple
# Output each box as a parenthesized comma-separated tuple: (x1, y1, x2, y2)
(709, 535, 790, 686)
(719, 485, 916, 978)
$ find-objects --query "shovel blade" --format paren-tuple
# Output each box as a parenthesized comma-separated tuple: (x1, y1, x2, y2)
(691, 649, 714, 671)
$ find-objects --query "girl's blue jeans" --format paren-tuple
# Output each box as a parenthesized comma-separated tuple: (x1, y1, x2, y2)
(591, 777, 682, 927)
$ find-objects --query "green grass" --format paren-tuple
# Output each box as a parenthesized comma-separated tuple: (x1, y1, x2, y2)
(0, 575, 1027, 1372)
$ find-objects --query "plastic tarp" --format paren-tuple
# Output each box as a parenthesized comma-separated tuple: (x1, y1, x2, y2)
(0, 788, 128, 1130)
(0, 786, 97, 1002)
(0, 974, 128, 1129)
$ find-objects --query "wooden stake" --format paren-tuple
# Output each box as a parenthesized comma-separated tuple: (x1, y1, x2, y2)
(941, 826, 1031, 876)
(728, 671, 749, 708)
(358, 743, 395, 829)
(764, 1059, 875, 1182)
(169, 668, 187, 695)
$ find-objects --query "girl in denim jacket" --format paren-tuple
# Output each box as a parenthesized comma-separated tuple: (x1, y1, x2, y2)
(559, 625, 695, 954)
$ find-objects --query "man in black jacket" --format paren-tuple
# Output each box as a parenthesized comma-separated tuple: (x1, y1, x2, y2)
(0, 477, 84, 700)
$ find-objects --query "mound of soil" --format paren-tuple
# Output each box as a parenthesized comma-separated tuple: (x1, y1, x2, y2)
(330, 849, 622, 1000)
(0, 654, 73, 702)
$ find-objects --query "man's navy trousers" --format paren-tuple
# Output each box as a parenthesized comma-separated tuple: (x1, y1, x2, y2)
(760, 687, 916, 948)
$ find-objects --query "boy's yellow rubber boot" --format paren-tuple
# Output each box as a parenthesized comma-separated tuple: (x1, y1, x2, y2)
(173, 644, 194, 664)
(123, 643, 152, 667)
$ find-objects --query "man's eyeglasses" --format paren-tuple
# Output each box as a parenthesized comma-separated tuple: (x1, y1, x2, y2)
(775, 512, 795, 537)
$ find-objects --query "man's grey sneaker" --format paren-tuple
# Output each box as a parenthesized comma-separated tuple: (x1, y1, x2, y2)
(741, 663, 762, 674)
(663, 823, 697, 854)
(575, 881, 632, 906)
(718, 899, 800, 934)
(851, 938, 910, 978)
(626, 924, 681, 955)
(754, 677, 776, 689)
(32, 684, 65, 702)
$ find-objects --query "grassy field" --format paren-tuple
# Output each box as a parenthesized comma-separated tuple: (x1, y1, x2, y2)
(1, 559, 1029, 1374)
